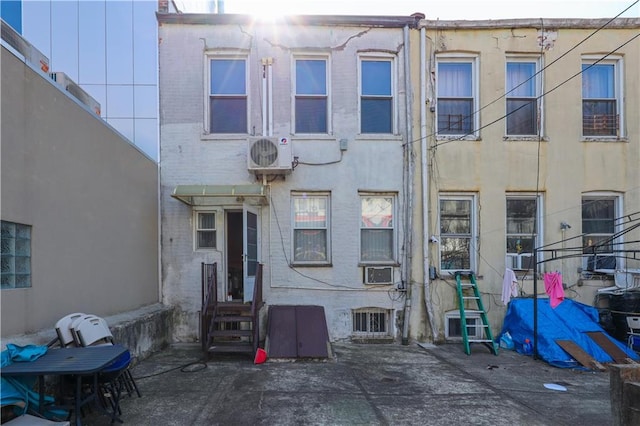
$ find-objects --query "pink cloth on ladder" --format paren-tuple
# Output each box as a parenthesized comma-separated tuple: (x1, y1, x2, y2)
(544, 272, 564, 308)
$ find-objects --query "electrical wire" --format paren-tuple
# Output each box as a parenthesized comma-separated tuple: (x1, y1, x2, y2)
(131, 359, 208, 380)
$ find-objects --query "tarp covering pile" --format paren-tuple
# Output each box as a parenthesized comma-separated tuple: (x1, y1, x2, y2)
(499, 298, 639, 368)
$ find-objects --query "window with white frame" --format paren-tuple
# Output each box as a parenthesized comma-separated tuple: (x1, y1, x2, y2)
(582, 194, 621, 271)
(1, 221, 31, 289)
(360, 195, 396, 263)
(506, 59, 540, 136)
(439, 195, 476, 271)
(582, 57, 622, 137)
(436, 56, 478, 137)
(209, 58, 247, 134)
(352, 308, 391, 336)
(360, 57, 394, 133)
(292, 193, 330, 264)
(295, 57, 328, 134)
(506, 195, 541, 271)
(195, 212, 216, 250)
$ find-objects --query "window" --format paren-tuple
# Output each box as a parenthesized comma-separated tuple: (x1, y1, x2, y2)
(360, 195, 395, 263)
(439, 195, 476, 271)
(582, 195, 621, 271)
(292, 193, 330, 264)
(506, 195, 541, 271)
(195, 212, 216, 249)
(360, 58, 393, 133)
(352, 308, 391, 336)
(436, 56, 477, 136)
(506, 60, 539, 135)
(1, 221, 31, 289)
(582, 57, 622, 137)
(295, 58, 328, 133)
(209, 58, 247, 133)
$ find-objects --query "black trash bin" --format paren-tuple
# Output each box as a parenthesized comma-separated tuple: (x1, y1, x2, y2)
(607, 290, 640, 342)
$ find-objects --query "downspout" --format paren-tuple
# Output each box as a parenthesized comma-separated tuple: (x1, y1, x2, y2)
(421, 24, 438, 341)
(401, 24, 414, 345)
(267, 58, 273, 137)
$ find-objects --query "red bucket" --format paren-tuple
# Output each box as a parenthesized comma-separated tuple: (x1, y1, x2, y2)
(254, 348, 267, 364)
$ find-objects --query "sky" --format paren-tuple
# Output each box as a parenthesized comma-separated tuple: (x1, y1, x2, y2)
(223, 0, 639, 20)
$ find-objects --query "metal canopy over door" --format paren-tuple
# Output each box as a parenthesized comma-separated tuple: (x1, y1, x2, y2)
(243, 205, 259, 303)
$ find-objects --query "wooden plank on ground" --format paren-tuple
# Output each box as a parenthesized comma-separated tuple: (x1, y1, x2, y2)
(555, 339, 606, 371)
(586, 331, 636, 364)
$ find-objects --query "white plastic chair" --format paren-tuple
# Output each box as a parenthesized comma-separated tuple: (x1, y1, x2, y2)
(54, 313, 86, 347)
(627, 316, 640, 350)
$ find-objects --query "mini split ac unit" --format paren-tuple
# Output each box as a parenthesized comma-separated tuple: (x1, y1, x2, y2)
(247, 137, 293, 175)
(364, 266, 393, 285)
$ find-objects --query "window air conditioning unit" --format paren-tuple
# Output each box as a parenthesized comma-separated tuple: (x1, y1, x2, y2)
(445, 311, 482, 340)
(49, 72, 101, 115)
(364, 266, 393, 285)
(506, 253, 534, 270)
(247, 137, 293, 175)
(586, 254, 617, 272)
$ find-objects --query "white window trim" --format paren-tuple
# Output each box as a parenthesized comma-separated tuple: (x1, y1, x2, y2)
(581, 54, 624, 140)
(359, 192, 398, 265)
(358, 53, 398, 135)
(291, 54, 332, 135)
(505, 193, 544, 271)
(290, 192, 331, 265)
(437, 193, 478, 273)
(581, 192, 624, 273)
(435, 53, 480, 140)
(193, 208, 221, 251)
(504, 55, 543, 138)
(204, 52, 250, 135)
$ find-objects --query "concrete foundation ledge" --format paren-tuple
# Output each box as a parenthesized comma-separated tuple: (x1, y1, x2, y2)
(0, 304, 174, 362)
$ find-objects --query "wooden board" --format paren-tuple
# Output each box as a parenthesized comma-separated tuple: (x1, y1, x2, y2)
(586, 331, 636, 364)
(555, 339, 606, 371)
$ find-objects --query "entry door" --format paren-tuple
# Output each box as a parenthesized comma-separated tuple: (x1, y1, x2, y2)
(243, 205, 259, 303)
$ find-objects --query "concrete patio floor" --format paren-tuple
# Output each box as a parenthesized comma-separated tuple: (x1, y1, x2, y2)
(83, 341, 612, 425)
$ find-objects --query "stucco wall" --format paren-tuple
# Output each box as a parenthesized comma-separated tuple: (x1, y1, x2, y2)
(1, 46, 160, 338)
(415, 20, 640, 341)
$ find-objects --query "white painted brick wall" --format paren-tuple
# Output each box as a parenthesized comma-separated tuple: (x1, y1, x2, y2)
(160, 20, 414, 342)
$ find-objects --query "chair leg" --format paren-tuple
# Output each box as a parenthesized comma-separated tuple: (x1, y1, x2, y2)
(124, 369, 142, 398)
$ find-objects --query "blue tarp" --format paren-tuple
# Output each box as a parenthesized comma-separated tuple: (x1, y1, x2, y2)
(499, 298, 639, 368)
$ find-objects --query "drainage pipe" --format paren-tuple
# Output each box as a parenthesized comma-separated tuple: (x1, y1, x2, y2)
(421, 25, 438, 341)
(401, 24, 414, 345)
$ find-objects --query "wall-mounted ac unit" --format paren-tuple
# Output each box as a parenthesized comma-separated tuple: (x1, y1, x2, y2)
(506, 253, 534, 270)
(49, 72, 101, 115)
(585, 254, 617, 272)
(364, 266, 393, 285)
(247, 137, 292, 174)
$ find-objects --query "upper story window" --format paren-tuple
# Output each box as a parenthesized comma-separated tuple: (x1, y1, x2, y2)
(195, 212, 216, 250)
(436, 55, 478, 138)
(506, 194, 542, 271)
(1, 221, 31, 289)
(295, 57, 328, 134)
(582, 194, 621, 272)
(209, 58, 247, 134)
(360, 57, 394, 134)
(439, 194, 477, 272)
(582, 57, 622, 138)
(360, 194, 396, 264)
(292, 193, 330, 264)
(506, 59, 540, 136)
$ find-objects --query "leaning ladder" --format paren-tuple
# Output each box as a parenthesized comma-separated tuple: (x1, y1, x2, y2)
(455, 271, 498, 355)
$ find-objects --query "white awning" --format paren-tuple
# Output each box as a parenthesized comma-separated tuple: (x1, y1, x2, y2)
(171, 184, 268, 206)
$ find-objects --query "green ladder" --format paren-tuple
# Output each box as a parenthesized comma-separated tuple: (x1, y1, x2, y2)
(454, 271, 498, 355)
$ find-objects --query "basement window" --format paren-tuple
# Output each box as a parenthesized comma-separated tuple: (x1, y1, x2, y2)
(352, 308, 391, 337)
